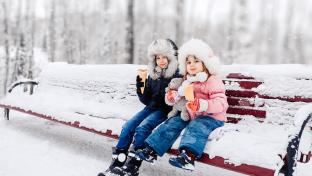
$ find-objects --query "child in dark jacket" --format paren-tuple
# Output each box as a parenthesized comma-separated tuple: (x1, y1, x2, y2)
(98, 39, 180, 176)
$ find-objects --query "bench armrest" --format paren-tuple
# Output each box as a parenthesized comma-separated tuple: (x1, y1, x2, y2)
(282, 113, 312, 176)
(8, 80, 39, 94)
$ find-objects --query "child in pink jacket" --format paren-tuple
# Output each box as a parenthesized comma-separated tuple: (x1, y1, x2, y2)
(136, 39, 228, 171)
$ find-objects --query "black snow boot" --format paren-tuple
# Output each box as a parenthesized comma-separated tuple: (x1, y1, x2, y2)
(136, 146, 157, 163)
(98, 147, 128, 176)
(110, 150, 142, 176)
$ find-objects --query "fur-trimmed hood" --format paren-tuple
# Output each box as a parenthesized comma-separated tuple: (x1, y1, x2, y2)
(178, 39, 221, 76)
(147, 39, 179, 80)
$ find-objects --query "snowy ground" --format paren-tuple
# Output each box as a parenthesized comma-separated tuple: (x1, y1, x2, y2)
(0, 111, 248, 176)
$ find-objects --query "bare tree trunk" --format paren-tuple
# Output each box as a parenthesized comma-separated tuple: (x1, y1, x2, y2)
(102, 0, 110, 11)
(294, 25, 305, 64)
(205, 0, 216, 38)
(13, 0, 22, 46)
(175, 0, 184, 46)
(236, 0, 251, 63)
(16, 34, 28, 80)
(11, 0, 23, 83)
(78, 12, 87, 65)
(267, 0, 278, 63)
(125, 0, 134, 64)
(28, 0, 36, 79)
(283, 0, 295, 63)
(101, 0, 113, 64)
(152, 0, 159, 39)
(11, 47, 19, 83)
(60, 1, 74, 64)
(225, 1, 236, 64)
(11, 0, 30, 83)
(2, 1, 10, 94)
(255, 0, 267, 63)
(48, 0, 56, 62)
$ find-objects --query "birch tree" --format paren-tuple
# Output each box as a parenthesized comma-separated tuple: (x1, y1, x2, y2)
(266, 0, 279, 63)
(152, 0, 159, 39)
(175, 0, 184, 46)
(125, 0, 134, 64)
(293, 1, 305, 64)
(2, 1, 10, 94)
(100, 0, 113, 64)
(205, 0, 216, 38)
(235, 0, 252, 63)
(28, 0, 36, 79)
(283, 0, 295, 63)
(48, 0, 56, 62)
(225, 0, 236, 64)
(13, 0, 22, 46)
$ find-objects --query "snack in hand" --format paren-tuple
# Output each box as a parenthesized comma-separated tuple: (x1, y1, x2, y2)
(137, 69, 147, 93)
(184, 84, 194, 101)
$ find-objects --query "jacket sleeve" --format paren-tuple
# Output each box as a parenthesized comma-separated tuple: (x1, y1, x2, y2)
(137, 77, 152, 105)
(204, 79, 229, 114)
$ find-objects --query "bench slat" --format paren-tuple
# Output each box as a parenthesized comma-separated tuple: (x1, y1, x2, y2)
(227, 97, 263, 107)
(226, 73, 257, 80)
(227, 107, 266, 118)
(223, 80, 263, 89)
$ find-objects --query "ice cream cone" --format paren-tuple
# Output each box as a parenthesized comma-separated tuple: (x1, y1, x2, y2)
(184, 84, 194, 101)
(137, 69, 147, 93)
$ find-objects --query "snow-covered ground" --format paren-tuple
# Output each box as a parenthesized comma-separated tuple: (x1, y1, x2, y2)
(0, 111, 247, 176)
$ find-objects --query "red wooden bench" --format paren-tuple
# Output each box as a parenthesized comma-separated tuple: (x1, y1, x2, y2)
(1, 63, 311, 176)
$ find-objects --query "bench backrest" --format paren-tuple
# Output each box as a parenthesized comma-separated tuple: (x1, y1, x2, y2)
(224, 73, 312, 124)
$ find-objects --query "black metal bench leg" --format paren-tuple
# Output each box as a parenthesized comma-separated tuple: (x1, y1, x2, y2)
(4, 108, 9, 120)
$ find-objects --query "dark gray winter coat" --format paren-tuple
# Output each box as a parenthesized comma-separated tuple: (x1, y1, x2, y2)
(137, 71, 181, 113)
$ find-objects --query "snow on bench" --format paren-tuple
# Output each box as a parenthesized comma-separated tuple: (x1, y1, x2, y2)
(1, 63, 312, 176)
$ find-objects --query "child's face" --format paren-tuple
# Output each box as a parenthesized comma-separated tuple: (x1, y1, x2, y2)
(186, 55, 204, 75)
(155, 54, 169, 69)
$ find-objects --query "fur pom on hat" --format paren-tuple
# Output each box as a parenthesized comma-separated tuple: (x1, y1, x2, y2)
(178, 39, 221, 76)
(147, 39, 178, 80)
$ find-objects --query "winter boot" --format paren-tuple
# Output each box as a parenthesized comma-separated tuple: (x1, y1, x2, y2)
(98, 147, 128, 176)
(110, 150, 142, 176)
(168, 150, 195, 171)
(135, 146, 157, 163)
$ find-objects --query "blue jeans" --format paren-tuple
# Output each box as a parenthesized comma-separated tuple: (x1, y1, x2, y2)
(145, 115, 224, 158)
(116, 107, 167, 150)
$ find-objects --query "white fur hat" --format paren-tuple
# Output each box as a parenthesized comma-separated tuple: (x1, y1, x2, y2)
(147, 39, 178, 79)
(178, 39, 221, 75)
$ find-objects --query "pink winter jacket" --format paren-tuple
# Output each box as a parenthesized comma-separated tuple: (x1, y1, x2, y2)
(167, 75, 228, 121)
(190, 75, 228, 121)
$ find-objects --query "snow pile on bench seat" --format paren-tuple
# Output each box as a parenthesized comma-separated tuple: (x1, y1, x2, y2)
(1, 63, 145, 135)
(1, 62, 312, 171)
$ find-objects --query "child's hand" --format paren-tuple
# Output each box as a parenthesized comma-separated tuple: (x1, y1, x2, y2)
(166, 90, 179, 104)
(186, 98, 209, 113)
(136, 75, 144, 88)
(186, 99, 200, 112)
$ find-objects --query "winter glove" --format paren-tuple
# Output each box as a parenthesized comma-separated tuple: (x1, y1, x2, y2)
(186, 98, 209, 113)
(186, 98, 200, 113)
(165, 90, 180, 105)
(136, 75, 144, 94)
